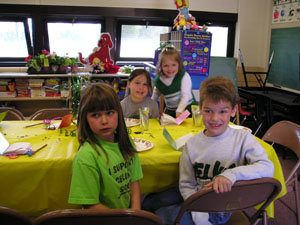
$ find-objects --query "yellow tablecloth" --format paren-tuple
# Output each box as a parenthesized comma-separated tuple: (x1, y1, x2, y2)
(0, 119, 286, 218)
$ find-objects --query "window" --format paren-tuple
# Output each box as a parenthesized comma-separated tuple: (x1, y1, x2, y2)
(207, 26, 228, 57)
(0, 19, 32, 58)
(47, 22, 102, 58)
(120, 25, 170, 59)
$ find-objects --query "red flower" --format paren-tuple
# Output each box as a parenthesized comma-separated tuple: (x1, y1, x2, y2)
(42, 49, 49, 55)
(25, 55, 33, 61)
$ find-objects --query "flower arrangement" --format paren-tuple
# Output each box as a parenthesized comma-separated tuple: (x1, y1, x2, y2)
(25, 50, 78, 74)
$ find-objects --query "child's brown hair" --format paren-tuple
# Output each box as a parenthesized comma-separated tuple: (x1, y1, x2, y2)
(199, 76, 237, 109)
(155, 47, 185, 76)
(77, 83, 136, 162)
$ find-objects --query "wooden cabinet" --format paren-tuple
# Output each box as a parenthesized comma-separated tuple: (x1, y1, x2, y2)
(0, 72, 129, 117)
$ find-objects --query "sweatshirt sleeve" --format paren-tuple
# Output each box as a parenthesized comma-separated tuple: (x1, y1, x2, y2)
(179, 146, 200, 200)
(176, 72, 193, 113)
(220, 134, 274, 185)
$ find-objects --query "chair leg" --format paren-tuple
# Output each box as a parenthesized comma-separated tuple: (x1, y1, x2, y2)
(295, 178, 300, 225)
(253, 115, 264, 136)
(240, 116, 247, 125)
(263, 211, 268, 225)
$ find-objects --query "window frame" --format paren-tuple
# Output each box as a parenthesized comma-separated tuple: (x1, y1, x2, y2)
(0, 4, 237, 67)
(0, 16, 33, 66)
(115, 19, 172, 62)
(116, 10, 237, 62)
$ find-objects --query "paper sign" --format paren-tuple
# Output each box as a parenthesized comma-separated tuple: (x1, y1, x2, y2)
(163, 127, 178, 150)
(175, 110, 190, 125)
(163, 127, 193, 151)
(58, 114, 73, 129)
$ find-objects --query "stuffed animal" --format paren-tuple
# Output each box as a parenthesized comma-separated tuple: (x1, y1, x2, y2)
(173, 14, 191, 30)
(79, 32, 114, 67)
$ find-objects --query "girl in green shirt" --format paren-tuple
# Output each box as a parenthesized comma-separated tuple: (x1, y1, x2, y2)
(69, 83, 143, 210)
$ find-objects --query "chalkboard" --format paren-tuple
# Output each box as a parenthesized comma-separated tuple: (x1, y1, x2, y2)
(190, 56, 238, 91)
(270, 27, 300, 91)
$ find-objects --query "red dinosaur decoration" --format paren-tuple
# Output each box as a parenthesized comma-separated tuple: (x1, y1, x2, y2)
(79, 32, 119, 73)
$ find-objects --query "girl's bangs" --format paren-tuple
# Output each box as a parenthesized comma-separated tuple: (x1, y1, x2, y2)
(86, 91, 116, 112)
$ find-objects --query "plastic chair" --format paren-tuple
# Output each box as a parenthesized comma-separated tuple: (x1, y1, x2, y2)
(0, 107, 26, 120)
(33, 209, 164, 225)
(239, 49, 274, 90)
(262, 120, 300, 225)
(30, 108, 72, 120)
(173, 178, 281, 225)
(0, 206, 32, 225)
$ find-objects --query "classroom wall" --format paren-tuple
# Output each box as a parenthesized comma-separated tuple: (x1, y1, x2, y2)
(0, 0, 278, 72)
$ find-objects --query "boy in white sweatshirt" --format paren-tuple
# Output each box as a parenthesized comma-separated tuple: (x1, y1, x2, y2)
(179, 76, 274, 225)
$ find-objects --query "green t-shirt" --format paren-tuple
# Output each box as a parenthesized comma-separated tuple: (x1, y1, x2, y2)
(68, 137, 143, 209)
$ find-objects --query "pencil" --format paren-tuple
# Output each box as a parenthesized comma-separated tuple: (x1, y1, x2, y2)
(24, 122, 44, 128)
(34, 144, 47, 153)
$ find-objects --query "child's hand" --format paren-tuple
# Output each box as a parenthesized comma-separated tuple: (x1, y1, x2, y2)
(176, 112, 182, 118)
(204, 176, 232, 194)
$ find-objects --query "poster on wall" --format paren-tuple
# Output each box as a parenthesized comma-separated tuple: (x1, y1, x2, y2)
(273, 0, 300, 23)
(169, 30, 212, 77)
(180, 31, 212, 78)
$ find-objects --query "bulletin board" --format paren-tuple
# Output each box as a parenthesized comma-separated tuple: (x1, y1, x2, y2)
(269, 27, 300, 91)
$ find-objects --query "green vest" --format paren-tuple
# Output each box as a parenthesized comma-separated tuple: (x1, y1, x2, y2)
(154, 71, 197, 116)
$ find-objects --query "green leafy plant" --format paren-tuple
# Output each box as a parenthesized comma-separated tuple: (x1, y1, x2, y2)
(71, 75, 91, 117)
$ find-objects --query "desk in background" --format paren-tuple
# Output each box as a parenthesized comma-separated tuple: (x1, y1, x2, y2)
(239, 87, 300, 130)
(0, 119, 286, 218)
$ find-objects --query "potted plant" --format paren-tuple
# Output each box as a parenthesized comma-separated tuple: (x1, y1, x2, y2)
(56, 55, 70, 74)
(25, 54, 42, 74)
(70, 57, 79, 74)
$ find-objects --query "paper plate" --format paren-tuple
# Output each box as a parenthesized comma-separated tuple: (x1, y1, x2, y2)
(125, 118, 140, 127)
(229, 124, 252, 133)
(133, 138, 154, 152)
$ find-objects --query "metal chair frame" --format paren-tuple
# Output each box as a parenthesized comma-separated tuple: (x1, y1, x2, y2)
(29, 108, 72, 120)
(33, 209, 164, 225)
(0, 107, 26, 120)
(174, 178, 281, 225)
(262, 120, 300, 225)
(239, 49, 274, 90)
(0, 206, 32, 225)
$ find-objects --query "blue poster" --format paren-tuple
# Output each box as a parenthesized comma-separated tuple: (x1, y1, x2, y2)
(181, 30, 212, 78)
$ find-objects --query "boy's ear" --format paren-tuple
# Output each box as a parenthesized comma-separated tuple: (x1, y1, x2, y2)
(231, 104, 238, 117)
(127, 80, 130, 87)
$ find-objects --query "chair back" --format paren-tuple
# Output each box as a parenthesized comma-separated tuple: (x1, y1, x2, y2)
(0, 206, 32, 225)
(262, 120, 300, 159)
(30, 108, 72, 120)
(174, 178, 281, 225)
(34, 209, 164, 225)
(0, 107, 26, 120)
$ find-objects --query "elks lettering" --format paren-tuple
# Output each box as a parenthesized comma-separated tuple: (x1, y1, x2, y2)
(194, 161, 236, 179)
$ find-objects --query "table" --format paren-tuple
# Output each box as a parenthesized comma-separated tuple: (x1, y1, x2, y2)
(0, 121, 79, 217)
(239, 87, 300, 129)
(0, 119, 287, 218)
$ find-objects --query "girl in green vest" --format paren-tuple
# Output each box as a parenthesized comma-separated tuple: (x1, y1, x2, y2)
(151, 47, 197, 118)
